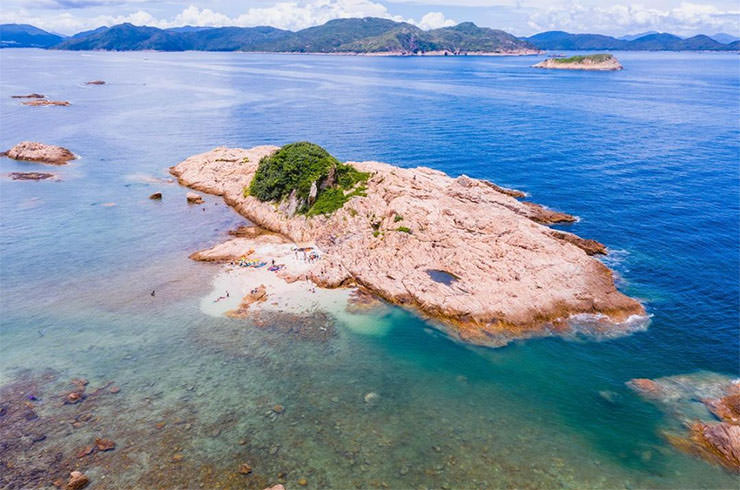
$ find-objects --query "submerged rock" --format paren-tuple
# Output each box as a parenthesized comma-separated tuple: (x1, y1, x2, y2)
(149, 192, 162, 200)
(8, 171, 56, 181)
(364, 392, 380, 404)
(629, 372, 740, 472)
(76, 446, 94, 458)
(171, 145, 645, 347)
(66, 471, 89, 490)
(65, 392, 84, 404)
(11, 93, 45, 98)
(3, 141, 76, 165)
(95, 437, 116, 451)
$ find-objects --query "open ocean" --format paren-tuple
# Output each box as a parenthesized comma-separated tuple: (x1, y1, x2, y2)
(1, 49, 738, 488)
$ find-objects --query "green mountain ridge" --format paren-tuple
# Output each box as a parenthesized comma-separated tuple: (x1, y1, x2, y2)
(524, 30, 738, 51)
(2, 20, 738, 52)
(16, 18, 538, 54)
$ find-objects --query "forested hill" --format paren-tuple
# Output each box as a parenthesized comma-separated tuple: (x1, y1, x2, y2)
(3, 19, 738, 52)
(50, 18, 537, 54)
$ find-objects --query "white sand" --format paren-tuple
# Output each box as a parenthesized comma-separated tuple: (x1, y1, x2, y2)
(199, 240, 391, 336)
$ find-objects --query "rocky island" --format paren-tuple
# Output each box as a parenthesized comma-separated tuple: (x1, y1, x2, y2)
(2, 141, 76, 165)
(171, 142, 645, 346)
(533, 54, 623, 71)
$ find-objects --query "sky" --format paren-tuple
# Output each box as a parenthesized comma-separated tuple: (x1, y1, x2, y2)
(1, 0, 739, 37)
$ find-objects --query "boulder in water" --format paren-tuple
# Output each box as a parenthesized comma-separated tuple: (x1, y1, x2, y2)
(95, 438, 115, 451)
(66, 471, 89, 490)
(3, 142, 76, 165)
(186, 192, 204, 204)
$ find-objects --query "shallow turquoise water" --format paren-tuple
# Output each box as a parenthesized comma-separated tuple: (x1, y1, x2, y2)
(0, 49, 738, 488)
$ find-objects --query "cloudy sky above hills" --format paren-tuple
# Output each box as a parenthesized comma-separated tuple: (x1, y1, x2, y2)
(2, 0, 739, 37)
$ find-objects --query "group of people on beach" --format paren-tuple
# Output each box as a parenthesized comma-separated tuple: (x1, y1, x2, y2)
(293, 246, 320, 263)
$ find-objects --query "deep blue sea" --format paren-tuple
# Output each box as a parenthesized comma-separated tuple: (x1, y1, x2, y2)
(1, 49, 738, 488)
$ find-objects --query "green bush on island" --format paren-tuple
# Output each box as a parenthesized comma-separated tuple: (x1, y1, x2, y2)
(247, 142, 370, 216)
(396, 226, 412, 234)
(553, 54, 613, 63)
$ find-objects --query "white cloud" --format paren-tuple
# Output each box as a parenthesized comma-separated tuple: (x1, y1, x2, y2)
(0, 1, 461, 34)
(418, 12, 457, 29)
(527, 2, 740, 36)
(1, 0, 737, 37)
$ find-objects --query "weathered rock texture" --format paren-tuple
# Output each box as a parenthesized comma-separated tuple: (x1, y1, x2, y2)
(189, 234, 288, 262)
(629, 372, 740, 472)
(171, 146, 645, 346)
(2, 141, 76, 165)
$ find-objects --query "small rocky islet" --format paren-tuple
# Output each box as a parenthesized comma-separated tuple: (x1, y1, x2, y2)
(171, 141, 646, 346)
(534, 53, 623, 71)
(2, 141, 76, 165)
(7, 171, 57, 181)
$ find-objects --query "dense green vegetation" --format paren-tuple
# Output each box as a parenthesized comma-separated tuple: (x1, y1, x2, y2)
(247, 142, 369, 217)
(553, 53, 614, 63)
(51, 18, 537, 53)
(7, 20, 738, 52)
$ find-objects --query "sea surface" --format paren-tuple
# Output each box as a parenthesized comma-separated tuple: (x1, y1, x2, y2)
(0, 49, 738, 489)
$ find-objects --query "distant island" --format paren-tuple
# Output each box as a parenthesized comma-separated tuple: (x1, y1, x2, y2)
(0, 19, 538, 55)
(534, 54, 623, 71)
(524, 30, 739, 51)
(1, 19, 739, 53)
(170, 142, 646, 347)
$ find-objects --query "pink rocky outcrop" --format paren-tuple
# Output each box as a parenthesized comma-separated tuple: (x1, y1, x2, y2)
(171, 146, 645, 346)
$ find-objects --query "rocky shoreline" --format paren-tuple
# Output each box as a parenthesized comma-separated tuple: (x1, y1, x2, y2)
(171, 145, 645, 346)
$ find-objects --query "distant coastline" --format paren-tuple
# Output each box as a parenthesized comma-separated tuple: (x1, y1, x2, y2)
(2, 18, 738, 52)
